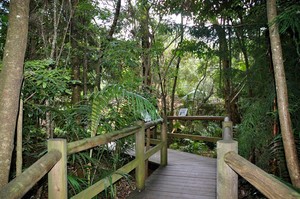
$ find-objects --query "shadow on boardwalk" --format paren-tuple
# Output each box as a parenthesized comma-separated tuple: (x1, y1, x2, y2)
(129, 149, 216, 199)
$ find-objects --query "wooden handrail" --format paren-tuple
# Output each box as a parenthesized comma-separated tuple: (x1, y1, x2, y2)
(217, 117, 300, 199)
(145, 118, 163, 129)
(67, 119, 163, 155)
(0, 118, 166, 199)
(225, 151, 300, 199)
(67, 125, 140, 154)
(0, 150, 62, 199)
(167, 116, 225, 121)
(168, 133, 221, 143)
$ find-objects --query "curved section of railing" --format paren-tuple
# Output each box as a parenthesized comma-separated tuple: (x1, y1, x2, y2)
(217, 117, 300, 199)
(145, 118, 163, 129)
(225, 151, 300, 199)
(167, 115, 224, 143)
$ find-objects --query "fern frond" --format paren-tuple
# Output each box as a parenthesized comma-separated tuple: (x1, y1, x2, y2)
(90, 85, 160, 137)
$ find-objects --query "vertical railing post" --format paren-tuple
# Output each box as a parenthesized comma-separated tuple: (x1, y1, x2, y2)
(145, 128, 151, 177)
(135, 121, 146, 191)
(48, 139, 67, 199)
(160, 118, 168, 166)
(217, 117, 238, 199)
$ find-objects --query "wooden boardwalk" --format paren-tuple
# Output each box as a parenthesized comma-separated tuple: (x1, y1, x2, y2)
(129, 149, 216, 199)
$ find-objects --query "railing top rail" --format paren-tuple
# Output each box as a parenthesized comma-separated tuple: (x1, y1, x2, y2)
(167, 116, 225, 121)
(145, 118, 163, 129)
(68, 118, 163, 155)
(0, 150, 62, 199)
(224, 151, 300, 199)
(67, 125, 140, 155)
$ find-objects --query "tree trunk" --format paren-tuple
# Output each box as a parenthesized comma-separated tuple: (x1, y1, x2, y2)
(267, 0, 300, 188)
(95, 0, 121, 90)
(71, 60, 81, 105)
(16, 99, 23, 176)
(0, 0, 30, 187)
(170, 15, 184, 117)
(140, 1, 151, 92)
(70, 0, 81, 105)
(83, 48, 88, 100)
(214, 20, 240, 124)
(215, 23, 231, 115)
(234, 22, 253, 97)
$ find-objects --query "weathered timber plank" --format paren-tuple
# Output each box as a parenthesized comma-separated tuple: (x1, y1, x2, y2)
(146, 174, 216, 186)
(131, 190, 216, 199)
(146, 181, 216, 191)
(128, 149, 217, 199)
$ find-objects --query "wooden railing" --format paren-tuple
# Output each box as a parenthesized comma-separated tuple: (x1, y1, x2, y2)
(217, 117, 300, 199)
(167, 115, 224, 143)
(3, 115, 298, 199)
(0, 119, 166, 199)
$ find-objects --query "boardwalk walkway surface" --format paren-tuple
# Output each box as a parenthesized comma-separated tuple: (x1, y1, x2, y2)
(129, 149, 216, 199)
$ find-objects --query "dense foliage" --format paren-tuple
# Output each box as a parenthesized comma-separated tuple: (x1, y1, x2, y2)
(1, 0, 300, 197)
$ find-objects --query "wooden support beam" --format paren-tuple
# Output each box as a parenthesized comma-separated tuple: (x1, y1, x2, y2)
(217, 117, 238, 199)
(145, 142, 163, 160)
(135, 121, 146, 191)
(149, 138, 161, 145)
(48, 139, 68, 199)
(145, 128, 151, 177)
(161, 119, 168, 166)
(225, 151, 300, 199)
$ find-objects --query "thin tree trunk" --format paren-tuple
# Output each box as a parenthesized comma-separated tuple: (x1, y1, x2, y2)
(234, 24, 252, 97)
(107, 0, 121, 41)
(170, 15, 184, 117)
(140, 1, 151, 91)
(267, 0, 300, 188)
(214, 19, 240, 124)
(83, 49, 88, 100)
(0, 0, 29, 187)
(70, 10, 81, 105)
(158, 63, 167, 117)
(95, 0, 121, 90)
(16, 99, 23, 176)
(46, 0, 64, 138)
(45, 100, 52, 138)
(71, 61, 81, 105)
(56, 0, 75, 65)
(216, 23, 231, 116)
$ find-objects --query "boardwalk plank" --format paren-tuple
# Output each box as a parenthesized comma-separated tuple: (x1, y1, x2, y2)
(128, 149, 217, 199)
